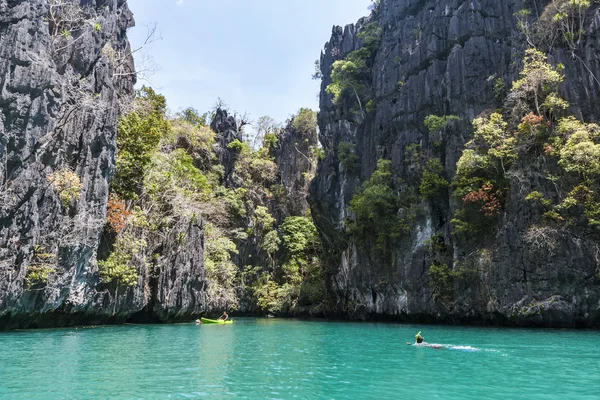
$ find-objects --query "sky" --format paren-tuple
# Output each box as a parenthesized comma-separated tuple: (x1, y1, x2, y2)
(126, 0, 372, 125)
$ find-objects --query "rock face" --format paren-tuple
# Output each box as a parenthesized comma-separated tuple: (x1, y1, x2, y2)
(0, 0, 193, 329)
(210, 108, 243, 185)
(311, 0, 600, 327)
(274, 117, 318, 219)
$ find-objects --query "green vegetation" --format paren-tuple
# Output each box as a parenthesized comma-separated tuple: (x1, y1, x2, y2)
(24, 246, 57, 288)
(419, 158, 449, 199)
(511, 48, 564, 115)
(428, 264, 458, 301)
(424, 115, 460, 133)
(535, 0, 591, 51)
(494, 77, 506, 100)
(452, 46, 600, 239)
(204, 224, 239, 309)
(25, 266, 55, 288)
(557, 117, 600, 176)
(347, 159, 409, 251)
(101, 94, 323, 314)
(291, 108, 317, 135)
(326, 22, 382, 117)
(252, 216, 323, 314)
(98, 234, 144, 287)
(337, 141, 359, 172)
(113, 87, 171, 200)
(48, 168, 82, 208)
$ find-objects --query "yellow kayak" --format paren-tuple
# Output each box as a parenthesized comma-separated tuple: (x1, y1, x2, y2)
(201, 317, 233, 324)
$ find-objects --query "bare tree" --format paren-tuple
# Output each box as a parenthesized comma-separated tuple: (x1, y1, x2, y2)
(251, 115, 280, 149)
(234, 111, 251, 136)
(110, 23, 161, 83)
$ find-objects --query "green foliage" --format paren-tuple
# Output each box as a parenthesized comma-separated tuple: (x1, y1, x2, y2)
(178, 107, 210, 127)
(326, 22, 382, 113)
(291, 108, 317, 136)
(556, 184, 600, 229)
(450, 210, 478, 236)
(263, 133, 278, 149)
(424, 115, 460, 133)
(348, 159, 409, 251)
(356, 21, 383, 50)
(253, 206, 276, 236)
(251, 275, 304, 314)
(337, 141, 359, 172)
(24, 245, 57, 288)
(261, 230, 281, 256)
(512, 48, 564, 92)
(220, 187, 247, 219)
(404, 143, 422, 166)
(327, 59, 364, 105)
(25, 266, 55, 288)
(526, 191, 552, 208)
(239, 148, 278, 185)
(313, 146, 325, 161)
(113, 87, 171, 200)
(542, 92, 569, 114)
(419, 158, 449, 199)
(535, 0, 591, 51)
(428, 264, 454, 298)
(252, 115, 280, 150)
(365, 99, 375, 114)
(106, 86, 325, 314)
(494, 77, 506, 100)
(227, 139, 247, 153)
(511, 49, 565, 115)
(557, 117, 600, 176)
(429, 263, 472, 301)
(452, 46, 600, 241)
(452, 112, 514, 235)
(454, 114, 511, 200)
(144, 149, 211, 214)
(281, 216, 319, 258)
(48, 168, 82, 208)
(253, 275, 283, 313)
(204, 223, 239, 309)
(251, 217, 322, 314)
(168, 119, 216, 171)
(98, 234, 144, 287)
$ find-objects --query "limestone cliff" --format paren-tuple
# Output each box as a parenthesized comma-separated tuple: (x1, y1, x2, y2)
(311, 0, 600, 327)
(0, 0, 156, 329)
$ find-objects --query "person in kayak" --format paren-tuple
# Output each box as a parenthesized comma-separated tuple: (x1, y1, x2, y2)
(217, 311, 228, 321)
(195, 319, 202, 325)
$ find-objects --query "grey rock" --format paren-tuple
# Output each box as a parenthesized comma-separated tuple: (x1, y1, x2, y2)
(0, 0, 138, 329)
(310, 0, 600, 328)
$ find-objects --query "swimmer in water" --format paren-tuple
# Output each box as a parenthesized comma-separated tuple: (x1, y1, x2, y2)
(415, 332, 425, 344)
(407, 331, 443, 349)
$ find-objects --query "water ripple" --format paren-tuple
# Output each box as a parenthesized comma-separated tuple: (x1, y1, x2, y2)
(1, 320, 599, 399)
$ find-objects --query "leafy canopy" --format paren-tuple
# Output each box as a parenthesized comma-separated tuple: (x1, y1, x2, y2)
(113, 86, 171, 200)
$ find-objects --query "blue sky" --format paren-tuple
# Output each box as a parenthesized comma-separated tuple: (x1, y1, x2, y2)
(126, 0, 371, 125)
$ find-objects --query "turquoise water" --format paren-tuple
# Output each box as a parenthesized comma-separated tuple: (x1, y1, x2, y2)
(1, 319, 599, 399)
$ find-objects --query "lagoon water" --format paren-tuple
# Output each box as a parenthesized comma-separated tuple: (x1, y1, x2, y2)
(1, 318, 599, 399)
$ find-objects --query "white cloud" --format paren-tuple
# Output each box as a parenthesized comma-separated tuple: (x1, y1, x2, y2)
(176, 0, 183, 5)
